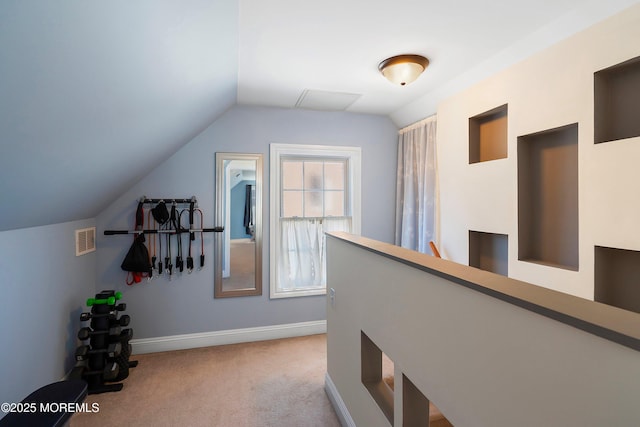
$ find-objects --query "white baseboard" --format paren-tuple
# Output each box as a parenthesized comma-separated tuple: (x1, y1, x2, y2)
(325, 372, 356, 427)
(130, 320, 327, 354)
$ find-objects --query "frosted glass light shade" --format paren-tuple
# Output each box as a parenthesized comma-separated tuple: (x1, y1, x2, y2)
(378, 55, 429, 86)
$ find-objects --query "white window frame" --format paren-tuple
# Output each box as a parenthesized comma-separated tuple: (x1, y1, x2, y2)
(270, 143, 361, 299)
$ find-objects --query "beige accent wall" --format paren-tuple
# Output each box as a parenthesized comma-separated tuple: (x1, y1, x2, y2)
(437, 3, 640, 299)
(326, 234, 640, 427)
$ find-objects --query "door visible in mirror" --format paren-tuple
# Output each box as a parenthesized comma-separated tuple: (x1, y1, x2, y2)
(214, 153, 262, 298)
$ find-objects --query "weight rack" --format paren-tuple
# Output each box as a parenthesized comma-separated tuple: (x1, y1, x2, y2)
(70, 291, 138, 394)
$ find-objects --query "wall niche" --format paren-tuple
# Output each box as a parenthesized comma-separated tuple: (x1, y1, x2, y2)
(518, 123, 578, 270)
(469, 231, 508, 276)
(594, 55, 640, 143)
(594, 246, 640, 314)
(361, 331, 394, 424)
(469, 104, 508, 163)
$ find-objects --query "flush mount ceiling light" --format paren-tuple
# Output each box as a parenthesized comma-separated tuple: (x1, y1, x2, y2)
(378, 54, 429, 86)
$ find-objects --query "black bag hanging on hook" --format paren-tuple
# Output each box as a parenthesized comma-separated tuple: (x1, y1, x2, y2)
(151, 201, 170, 225)
(121, 234, 152, 285)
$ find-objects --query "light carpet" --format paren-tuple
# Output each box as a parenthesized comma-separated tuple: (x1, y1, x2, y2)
(71, 334, 340, 427)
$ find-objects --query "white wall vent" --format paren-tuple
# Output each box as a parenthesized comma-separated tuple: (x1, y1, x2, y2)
(75, 227, 96, 256)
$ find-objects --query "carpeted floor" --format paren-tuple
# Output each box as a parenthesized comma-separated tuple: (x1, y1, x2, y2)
(70, 334, 340, 427)
(223, 238, 256, 291)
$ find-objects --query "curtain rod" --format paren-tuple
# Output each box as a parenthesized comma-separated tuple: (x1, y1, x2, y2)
(398, 114, 437, 135)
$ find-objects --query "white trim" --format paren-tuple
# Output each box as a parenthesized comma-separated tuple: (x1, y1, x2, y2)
(270, 287, 327, 299)
(270, 143, 362, 299)
(130, 320, 327, 355)
(325, 372, 356, 427)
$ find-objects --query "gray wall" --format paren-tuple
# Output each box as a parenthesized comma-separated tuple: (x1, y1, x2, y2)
(326, 234, 640, 427)
(96, 105, 398, 339)
(0, 0, 239, 232)
(0, 219, 96, 408)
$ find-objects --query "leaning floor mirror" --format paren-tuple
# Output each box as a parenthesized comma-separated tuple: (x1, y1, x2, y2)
(214, 153, 263, 298)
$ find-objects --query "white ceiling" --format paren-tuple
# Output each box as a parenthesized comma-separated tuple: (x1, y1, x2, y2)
(237, 0, 637, 126)
(0, 0, 636, 231)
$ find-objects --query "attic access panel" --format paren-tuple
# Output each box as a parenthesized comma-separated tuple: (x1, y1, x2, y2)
(594, 55, 640, 143)
(518, 123, 578, 270)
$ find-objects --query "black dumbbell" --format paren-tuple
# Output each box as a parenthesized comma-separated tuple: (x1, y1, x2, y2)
(111, 314, 130, 327)
(119, 328, 133, 341)
(109, 329, 133, 348)
(80, 311, 112, 322)
(81, 312, 128, 325)
(75, 342, 122, 361)
(79, 361, 120, 381)
(77, 326, 121, 341)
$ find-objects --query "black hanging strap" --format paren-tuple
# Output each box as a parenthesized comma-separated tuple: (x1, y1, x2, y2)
(165, 219, 172, 277)
(189, 199, 196, 241)
(180, 209, 194, 273)
(135, 201, 144, 232)
(194, 208, 205, 269)
(174, 205, 184, 273)
(146, 209, 157, 279)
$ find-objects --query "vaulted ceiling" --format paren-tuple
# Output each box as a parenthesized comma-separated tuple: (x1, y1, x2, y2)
(0, 0, 635, 231)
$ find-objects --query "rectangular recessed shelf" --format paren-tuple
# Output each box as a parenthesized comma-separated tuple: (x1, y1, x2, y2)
(402, 374, 429, 427)
(402, 375, 454, 427)
(469, 231, 508, 276)
(594, 55, 640, 143)
(518, 123, 579, 271)
(595, 246, 640, 314)
(469, 104, 508, 163)
(365, 333, 455, 427)
(361, 331, 394, 425)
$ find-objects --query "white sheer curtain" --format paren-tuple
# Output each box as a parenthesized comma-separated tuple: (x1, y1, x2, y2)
(278, 217, 351, 291)
(395, 115, 437, 254)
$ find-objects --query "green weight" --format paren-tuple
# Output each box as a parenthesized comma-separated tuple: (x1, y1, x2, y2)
(86, 296, 116, 307)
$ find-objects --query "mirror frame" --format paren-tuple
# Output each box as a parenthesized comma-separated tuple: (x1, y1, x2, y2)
(214, 152, 263, 298)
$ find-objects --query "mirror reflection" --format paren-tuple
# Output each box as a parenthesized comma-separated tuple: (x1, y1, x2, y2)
(214, 153, 262, 298)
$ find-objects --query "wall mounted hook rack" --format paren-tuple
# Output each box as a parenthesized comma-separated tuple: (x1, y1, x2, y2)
(103, 228, 223, 236)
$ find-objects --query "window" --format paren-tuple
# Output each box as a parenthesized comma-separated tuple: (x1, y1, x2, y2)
(281, 159, 346, 218)
(270, 144, 361, 298)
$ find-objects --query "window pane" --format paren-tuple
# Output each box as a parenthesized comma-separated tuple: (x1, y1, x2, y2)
(282, 161, 303, 190)
(304, 162, 323, 190)
(325, 191, 345, 216)
(304, 191, 323, 217)
(282, 191, 303, 217)
(324, 162, 345, 190)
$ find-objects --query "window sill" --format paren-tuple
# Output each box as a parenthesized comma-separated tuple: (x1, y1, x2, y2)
(270, 288, 327, 299)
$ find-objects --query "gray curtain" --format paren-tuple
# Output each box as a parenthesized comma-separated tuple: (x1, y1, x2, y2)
(395, 115, 437, 254)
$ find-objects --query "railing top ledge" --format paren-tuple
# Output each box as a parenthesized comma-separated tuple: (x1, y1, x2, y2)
(327, 232, 640, 352)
